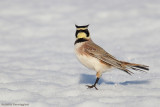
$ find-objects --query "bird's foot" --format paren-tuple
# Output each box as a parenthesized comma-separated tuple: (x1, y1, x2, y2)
(86, 85, 98, 90)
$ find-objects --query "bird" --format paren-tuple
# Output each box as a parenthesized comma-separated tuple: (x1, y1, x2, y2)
(74, 24, 149, 90)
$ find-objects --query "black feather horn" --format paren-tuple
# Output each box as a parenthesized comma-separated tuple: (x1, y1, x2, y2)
(75, 24, 89, 28)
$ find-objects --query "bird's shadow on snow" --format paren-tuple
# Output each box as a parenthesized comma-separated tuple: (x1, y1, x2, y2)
(79, 74, 149, 85)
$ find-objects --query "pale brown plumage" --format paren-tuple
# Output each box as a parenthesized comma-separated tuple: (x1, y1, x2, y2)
(74, 25, 149, 90)
(83, 39, 148, 75)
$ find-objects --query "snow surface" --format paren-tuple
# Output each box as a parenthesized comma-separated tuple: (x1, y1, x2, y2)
(0, 0, 160, 107)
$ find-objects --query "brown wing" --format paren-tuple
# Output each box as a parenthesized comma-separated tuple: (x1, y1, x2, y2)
(84, 40, 133, 75)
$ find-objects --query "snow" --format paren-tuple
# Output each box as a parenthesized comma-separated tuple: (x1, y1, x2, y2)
(0, 0, 160, 107)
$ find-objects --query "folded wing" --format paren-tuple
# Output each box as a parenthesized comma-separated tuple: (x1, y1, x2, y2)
(84, 41, 133, 75)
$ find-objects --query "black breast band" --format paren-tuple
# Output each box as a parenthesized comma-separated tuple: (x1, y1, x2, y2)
(74, 38, 88, 45)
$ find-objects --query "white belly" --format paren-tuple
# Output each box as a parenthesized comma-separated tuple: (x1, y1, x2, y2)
(75, 43, 110, 72)
(76, 53, 98, 70)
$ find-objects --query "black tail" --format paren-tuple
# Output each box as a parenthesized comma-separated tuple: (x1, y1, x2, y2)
(130, 65, 149, 72)
(121, 61, 149, 75)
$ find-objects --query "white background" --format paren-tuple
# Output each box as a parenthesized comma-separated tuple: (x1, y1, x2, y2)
(0, 0, 160, 107)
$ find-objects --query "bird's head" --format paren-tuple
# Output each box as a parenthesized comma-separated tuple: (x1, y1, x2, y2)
(75, 24, 90, 39)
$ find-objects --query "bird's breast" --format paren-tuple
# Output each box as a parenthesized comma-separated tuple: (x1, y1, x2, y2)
(74, 43, 111, 72)
(76, 53, 98, 70)
(75, 42, 95, 69)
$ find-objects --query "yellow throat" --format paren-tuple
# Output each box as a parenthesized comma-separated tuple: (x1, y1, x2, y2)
(77, 32, 88, 39)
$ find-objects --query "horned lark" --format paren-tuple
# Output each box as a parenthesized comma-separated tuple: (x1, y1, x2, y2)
(74, 25, 149, 90)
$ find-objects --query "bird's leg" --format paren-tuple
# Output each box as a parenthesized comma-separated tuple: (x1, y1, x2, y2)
(86, 72, 101, 90)
(86, 77, 100, 90)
